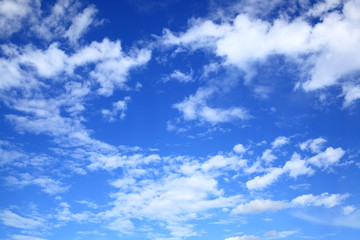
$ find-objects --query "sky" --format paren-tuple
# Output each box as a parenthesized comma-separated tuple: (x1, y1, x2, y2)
(0, 0, 360, 239)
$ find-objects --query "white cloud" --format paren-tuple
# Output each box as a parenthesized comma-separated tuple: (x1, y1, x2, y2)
(163, 69, 193, 83)
(0, 0, 39, 38)
(291, 192, 349, 208)
(76, 200, 99, 209)
(11, 235, 47, 240)
(225, 235, 259, 240)
(4, 173, 69, 195)
(106, 218, 135, 234)
(300, 138, 327, 153)
(233, 144, 247, 154)
(308, 147, 345, 168)
(342, 83, 360, 107)
(201, 154, 246, 172)
(306, 0, 343, 17)
(162, 0, 360, 106)
(102, 96, 131, 122)
(271, 136, 289, 148)
(173, 87, 249, 124)
(283, 153, 314, 178)
(261, 149, 277, 163)
(0, 210, 44, 229)
(65, 5, 97, 44)
(246, 168, 284, 190)
(263, 230, 298, 239)
(231, 199, 288, 214)
(343, 205, 356, 215)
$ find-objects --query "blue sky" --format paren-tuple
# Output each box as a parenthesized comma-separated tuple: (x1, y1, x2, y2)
(0, 0, 360, 239)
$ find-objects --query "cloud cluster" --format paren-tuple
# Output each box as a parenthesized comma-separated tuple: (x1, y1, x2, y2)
(162, 0, 360, 107)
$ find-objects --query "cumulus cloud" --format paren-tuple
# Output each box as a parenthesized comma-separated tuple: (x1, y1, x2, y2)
(173, 87, 250, 124)
(300, 138, 327, 153)
(283, 153, 314, 178)
(291, 192, 349, 208)
(0, 210, 44, 229)
(233, 144, 247, 154)
(162, 0, 360, 106)
(343, 205, 356, 215)
(231, 199, 288, 214)
(163, 69, 193, 83)
(308, 147, 345, 168)
(261, 149, 277, 163)
(0, 0, 39, 38)
(246, 168, 284, 190)
(11, 235, 47, 240)
(4, 173, 69, 195)
(263, 229, 298, 239)
(102, 96, 131, 122)
(65, 5, 97, 44)
(271, 136, 290, 148)
(225, 235, 259, 240)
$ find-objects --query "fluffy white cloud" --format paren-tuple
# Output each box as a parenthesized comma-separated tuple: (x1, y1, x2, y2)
(246, 168, 284, 190)
(343, 205, 356, 215)
(233, 144, 247, 154)
(0, 0, 39, 38)
(102, 96, 131, 122)
(201, 154, 246, 172)
(263, 230, 298, 239)
(231, 199, 288, 214)
(11, 235, 47, 240)
(173, 87, 249, 124)
(4, 173, 69, 195)
(342, 83, 360, 107)
(162, 0, 360, 106)
(0, 210, 44, 229)
(225, 235, 259, 240)
(308, 147, 345, 168)
(163, 69, 193, 83)
(291, 192, 349, 208)
(261, 149, 277, 162)
(106, 218, 135, 234)
(300, 137, 327, 153)
(65, 5, 97, 43)
(283, 153, 314, 178)
(271, 136, 289, 148)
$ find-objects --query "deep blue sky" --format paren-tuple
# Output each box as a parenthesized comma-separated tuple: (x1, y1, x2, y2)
(1, 0, 360, 240)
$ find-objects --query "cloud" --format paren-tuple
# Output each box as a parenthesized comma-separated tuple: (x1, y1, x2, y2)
(106, 218, 135, 234)
(201, 154, 246, 172)
(263, 230, 298, 239)
(4, 173, 69, 195)
(173, 87, 249, 124)
(261, 149, 277, 163)
(291, 192, 349, 208)
(342, 83, 360, 107)
(65, 5, 97, 44)
(300, 138, 327, 153)
(271, 136, 289, 149)
(231, 199, 288, 214)
(11, 235, 47, 240)
(343, 205, 356, 215)
(0, 0, 39, 38)
(163, 69, 193, 83)
(161, 0, 360, 106)
(102, 96, 131, 122)
(308, 147, 345, 168)
(0, 210, 44, 229)
(246, 168, 284, 190)
(283, 153, 314, 178)
(233, 144, 247, 154)
(224, 235, 259, 240)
